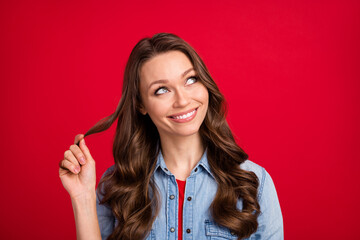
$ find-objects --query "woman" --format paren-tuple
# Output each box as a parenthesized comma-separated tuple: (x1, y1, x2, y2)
(59, 33, 283, 240)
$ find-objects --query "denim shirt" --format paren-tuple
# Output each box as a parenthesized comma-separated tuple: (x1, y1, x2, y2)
(96, 150, 284, 240)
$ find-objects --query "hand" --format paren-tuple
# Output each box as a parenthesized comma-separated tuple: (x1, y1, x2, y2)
(59, 134, 96, 200)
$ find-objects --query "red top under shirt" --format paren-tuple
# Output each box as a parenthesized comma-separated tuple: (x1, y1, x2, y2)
(176, 179, 186, 240)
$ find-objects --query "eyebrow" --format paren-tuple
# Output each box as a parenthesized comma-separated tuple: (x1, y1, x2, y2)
(148, 68, 195, 89)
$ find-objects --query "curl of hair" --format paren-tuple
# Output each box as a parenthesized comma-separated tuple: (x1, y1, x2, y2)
(82, 33, 260, 240)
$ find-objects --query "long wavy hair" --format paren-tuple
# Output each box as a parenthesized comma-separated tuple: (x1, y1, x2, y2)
(82, 33, 260, 240)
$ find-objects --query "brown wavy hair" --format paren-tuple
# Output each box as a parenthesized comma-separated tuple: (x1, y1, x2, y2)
(82, 33, 260, 240)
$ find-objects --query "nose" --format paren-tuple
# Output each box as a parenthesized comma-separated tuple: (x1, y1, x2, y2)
(173, 88, 190, 108)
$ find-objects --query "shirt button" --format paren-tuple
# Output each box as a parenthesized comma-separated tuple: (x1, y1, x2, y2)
(169, 195, 175, 200)
(230, 231, 235, 235)
(187, 196, 192, 201)
(186, 228, 191, 233)
(170, 227, 175, 232)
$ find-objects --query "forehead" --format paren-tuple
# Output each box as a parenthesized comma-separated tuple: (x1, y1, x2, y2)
(140, 51, 193, 84)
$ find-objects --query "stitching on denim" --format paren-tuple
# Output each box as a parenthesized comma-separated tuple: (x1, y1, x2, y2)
(257, 167, 266, 202)
(204, 220, 236, 238)
(166, 175, 170, 239)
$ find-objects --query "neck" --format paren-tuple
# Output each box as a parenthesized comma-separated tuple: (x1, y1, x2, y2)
(159, 132, 205, 181)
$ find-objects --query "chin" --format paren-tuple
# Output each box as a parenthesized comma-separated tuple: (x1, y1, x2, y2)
(172, 125, 202, 137)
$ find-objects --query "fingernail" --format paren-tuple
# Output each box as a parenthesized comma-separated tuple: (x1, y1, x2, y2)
(75, 166, 80, 173)
(79, 157, 86, 164)
(82, 138, 86, 146)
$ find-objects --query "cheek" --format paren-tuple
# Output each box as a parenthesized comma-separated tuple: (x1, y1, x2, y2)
(194, 85, 209, 105)
(146, 99, 169, 120)
(198, 87, 209, 120)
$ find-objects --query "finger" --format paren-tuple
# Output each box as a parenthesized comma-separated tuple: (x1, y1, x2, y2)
(64, 150, 82, 168)
(69, 144, 87, 165)
(78, 138, 94, 163)
(74, 134, 84, 145)
(59, 159, 80, 174)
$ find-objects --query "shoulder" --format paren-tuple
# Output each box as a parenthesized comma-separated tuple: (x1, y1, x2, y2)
(101, 165, 115, 178)
(96, 166, 116, 239)
(96, 165, 115, 199)
(240, 159, 265, 179)
(241, 160, 284, 238)
(240, 160, 274, 201)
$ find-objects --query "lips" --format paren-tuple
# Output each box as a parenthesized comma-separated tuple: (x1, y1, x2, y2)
(168, 107, 198, 120)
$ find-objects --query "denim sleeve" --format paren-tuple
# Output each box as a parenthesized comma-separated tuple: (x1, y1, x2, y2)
(255, 168, 284, 239)
(96, 166, 115, 240)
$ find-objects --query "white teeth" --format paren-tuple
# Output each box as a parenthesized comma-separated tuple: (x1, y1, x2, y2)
(173, 109, 196, 120)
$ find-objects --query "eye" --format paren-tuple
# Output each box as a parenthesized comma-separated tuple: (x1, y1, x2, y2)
(186, 76, 198, 85)
(155, 87, 169, 95)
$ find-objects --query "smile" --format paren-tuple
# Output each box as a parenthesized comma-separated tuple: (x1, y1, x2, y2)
(168, 108, 198, 122)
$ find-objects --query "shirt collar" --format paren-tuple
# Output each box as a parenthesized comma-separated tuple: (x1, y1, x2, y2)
(154, 148, 215, 179)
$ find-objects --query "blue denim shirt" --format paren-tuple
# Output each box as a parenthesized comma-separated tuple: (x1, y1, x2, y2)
(96, 150, 283, 240)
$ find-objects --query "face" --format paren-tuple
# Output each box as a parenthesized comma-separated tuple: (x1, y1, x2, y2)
(139, 50, 209, 139)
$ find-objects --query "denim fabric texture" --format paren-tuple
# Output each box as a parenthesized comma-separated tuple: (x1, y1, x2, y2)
(96, 150, 284, 240)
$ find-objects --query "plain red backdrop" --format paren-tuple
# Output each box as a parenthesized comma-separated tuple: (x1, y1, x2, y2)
(1, 0, 359, 239)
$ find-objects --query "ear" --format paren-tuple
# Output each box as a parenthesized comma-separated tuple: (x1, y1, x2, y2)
(138, 104, 147, 115)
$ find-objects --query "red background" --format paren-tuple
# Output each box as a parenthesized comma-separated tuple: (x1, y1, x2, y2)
(1, 0, 359, 239)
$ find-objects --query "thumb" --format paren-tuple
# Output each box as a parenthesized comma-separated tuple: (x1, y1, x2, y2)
(79, 138, 94, 162)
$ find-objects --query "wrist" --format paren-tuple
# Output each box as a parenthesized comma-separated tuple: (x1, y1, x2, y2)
(71, 191, 98, 221)
(71, 191, 97, 206)
(70, 190, 101, 240)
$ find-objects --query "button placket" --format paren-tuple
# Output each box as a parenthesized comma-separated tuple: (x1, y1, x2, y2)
(182, 176, 195, 240)
(167, 175, 177, 240)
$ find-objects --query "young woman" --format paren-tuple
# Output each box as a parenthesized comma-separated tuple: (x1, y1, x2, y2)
(59, 33, 283, 240)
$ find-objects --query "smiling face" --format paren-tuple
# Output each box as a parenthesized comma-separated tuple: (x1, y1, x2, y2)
(139, 50, 209, 140)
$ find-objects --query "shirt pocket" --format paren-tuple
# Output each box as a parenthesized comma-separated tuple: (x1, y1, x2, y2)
(205, 220, 239, 240)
